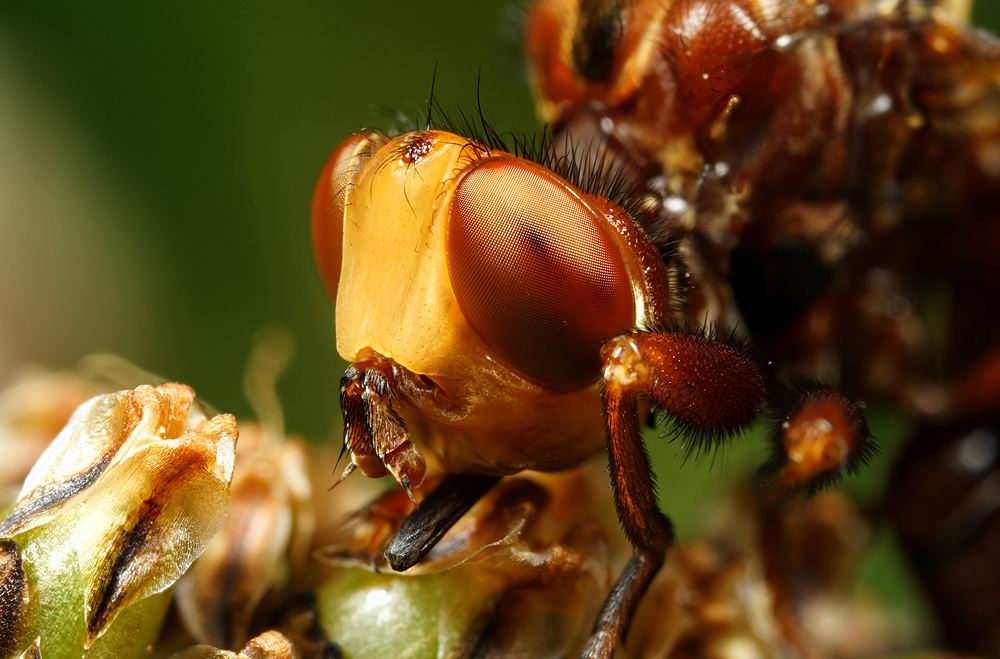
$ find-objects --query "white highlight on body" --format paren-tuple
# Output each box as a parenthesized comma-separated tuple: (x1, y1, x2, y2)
(869, 93, 893, 115)
(664, 196, 689, 215)
(728, 3, 766, 41)
(955, 427, 999, 473)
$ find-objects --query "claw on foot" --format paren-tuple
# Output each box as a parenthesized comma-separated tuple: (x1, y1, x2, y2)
(384, 440, 427, 505)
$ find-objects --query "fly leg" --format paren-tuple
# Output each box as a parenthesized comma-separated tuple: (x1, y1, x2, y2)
(582, 328, 766, 658)
(339, 357, 427, 503)
(756, 380, 877, 500)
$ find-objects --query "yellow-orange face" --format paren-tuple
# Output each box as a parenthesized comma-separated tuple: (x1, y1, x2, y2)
(312, 129, 670, 474)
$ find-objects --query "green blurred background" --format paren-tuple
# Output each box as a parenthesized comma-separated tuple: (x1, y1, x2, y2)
(1, 1, 998, 544)
(0, 1, 539, 441)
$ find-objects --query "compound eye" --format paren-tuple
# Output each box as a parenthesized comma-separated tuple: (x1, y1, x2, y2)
(448, 159, 635, 388)
(311, 133, 381, 304)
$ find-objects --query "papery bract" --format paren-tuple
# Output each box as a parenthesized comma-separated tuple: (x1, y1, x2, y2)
(167, 630, 295, 659)
(0, 369, 104, 506)
(15, 637, 40, 659)
(0, 383, 238, 656)
(175, 426, 312, 649)
(0, 539, 27, 657)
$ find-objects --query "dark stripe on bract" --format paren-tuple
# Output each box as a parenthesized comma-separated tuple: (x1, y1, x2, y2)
(87, 498, 163, 640)
(0, 539, 27, 658)
(0, 453, 113, 537)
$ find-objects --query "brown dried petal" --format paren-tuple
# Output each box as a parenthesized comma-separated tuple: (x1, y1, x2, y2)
(16, 637, 41, 659)
(316, 469, 614, 658)
(167, 631, 295, 659)
(1, 539, 28, 657)
(0, 384, 210, 537)
(624, 543, 775, 658)
(0, 394, 123, 538)
(316, 477, 546, 574)
(318, 470, 615, 586)
(79, 409, 237, 642)
(237, 631, 295, 659)
(0, 369, 103, 502)
(318, 534, 609, 659)
(175, 434, 312, 648)
(0, 383, 238, 647)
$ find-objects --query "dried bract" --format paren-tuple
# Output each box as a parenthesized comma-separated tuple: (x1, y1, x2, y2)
(167, 630, 296, 659)
(175, 425, 313, 649)
(0, 539, 28, 658)
(172, 328, 320, 651)
(15, 638, 40, 659)
(0, 383, 238, 656)
(625, 494, 916, 659)
(624, 542, 784, 659)
(0, 369, 104, 509)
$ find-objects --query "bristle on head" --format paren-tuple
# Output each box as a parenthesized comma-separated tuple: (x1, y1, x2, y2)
(401, 91, 652, 225)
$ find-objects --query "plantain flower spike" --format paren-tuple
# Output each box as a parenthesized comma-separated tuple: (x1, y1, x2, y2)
(314, 467, 617, 659)
(0, 383, 238, 658)
(175, 327, 315, 649)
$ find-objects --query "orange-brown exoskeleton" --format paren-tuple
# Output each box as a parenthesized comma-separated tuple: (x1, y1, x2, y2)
(524, 0, 1000, 425)
(524, 0, 1000, 652)
(312, 126, 768, 655)
(311, 0, 1000, 652)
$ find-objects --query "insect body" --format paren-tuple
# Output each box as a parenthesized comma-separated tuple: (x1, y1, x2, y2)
(313, 0, 1000, 655)
(313, 127, 767, 656)
(524, 0, 1000, 653)
(526, 0, 1000, 412)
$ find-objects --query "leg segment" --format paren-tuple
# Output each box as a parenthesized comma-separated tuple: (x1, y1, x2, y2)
(602, 382, 674, 550)
(599, 328, 766, 549)
(757, 379, 877, 500)
(585, 328, 766, 658)
(579, 547, 665, 659)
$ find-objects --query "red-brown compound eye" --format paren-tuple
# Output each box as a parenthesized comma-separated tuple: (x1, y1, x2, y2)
(311, 133, 376, 303)
(448, 158, 636, 389)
